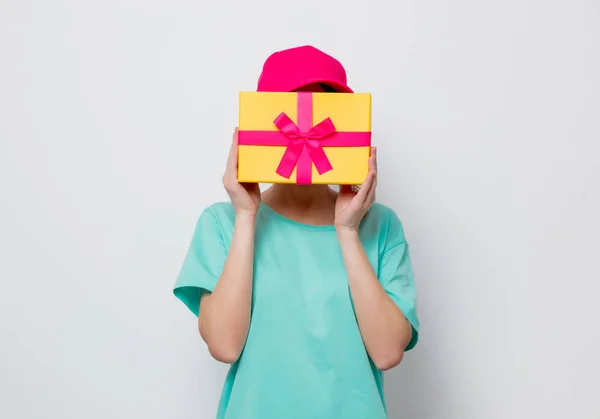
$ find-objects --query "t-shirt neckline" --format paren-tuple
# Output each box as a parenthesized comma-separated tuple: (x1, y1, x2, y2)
(260, 202, 336, 231)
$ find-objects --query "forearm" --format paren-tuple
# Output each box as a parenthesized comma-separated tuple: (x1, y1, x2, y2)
(337, 229, 412, 370)
(199, 213, 256, 363)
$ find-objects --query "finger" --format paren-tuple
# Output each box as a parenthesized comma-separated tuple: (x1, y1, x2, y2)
(225, 128, 239, 176)
(226, 128, 237, 165)
(371, 147, 377, 173)
(366, 172, 377, 205)
(355, 171, 375, 203)
(370, 147, 377, 173)
(363, 147, 377, 203)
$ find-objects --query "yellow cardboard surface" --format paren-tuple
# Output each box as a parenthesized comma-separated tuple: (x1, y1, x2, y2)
(238, 92, 371, 184)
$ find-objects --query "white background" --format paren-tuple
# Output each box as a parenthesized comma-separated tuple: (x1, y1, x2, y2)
(1, 1, 599, 418)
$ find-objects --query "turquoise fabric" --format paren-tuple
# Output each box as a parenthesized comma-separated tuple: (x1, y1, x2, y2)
(174, 202, 419, 419)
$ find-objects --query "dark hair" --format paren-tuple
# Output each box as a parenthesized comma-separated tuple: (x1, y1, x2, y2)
(319, 83, 339, 93)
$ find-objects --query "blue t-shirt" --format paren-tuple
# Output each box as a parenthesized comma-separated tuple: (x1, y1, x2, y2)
(174, 201, 419, 419)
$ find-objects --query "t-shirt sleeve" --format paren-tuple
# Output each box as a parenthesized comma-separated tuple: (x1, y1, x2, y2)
(378, 212, 420, 351)
(173, 210, 227, 317)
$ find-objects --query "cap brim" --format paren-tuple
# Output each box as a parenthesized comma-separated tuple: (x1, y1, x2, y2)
(292, 78, 354, 93)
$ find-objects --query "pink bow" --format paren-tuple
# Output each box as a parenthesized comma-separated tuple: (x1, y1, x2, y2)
(274, 112, 336, 180)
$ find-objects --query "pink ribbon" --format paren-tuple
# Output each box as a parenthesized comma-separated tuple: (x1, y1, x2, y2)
(273, 112, 335, 180)
(238, 92, 371, 184)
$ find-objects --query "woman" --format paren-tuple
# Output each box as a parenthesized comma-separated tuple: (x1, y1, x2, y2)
(174, 45, 419, 419)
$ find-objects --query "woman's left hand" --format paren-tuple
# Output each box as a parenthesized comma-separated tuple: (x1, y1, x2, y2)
(334, 147, 377, 232)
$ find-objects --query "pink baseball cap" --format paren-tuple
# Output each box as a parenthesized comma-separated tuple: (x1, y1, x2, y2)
(257, 45, 353, 93)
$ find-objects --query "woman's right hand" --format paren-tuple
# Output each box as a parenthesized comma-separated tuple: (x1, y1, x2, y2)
(222, 128, 261, 217)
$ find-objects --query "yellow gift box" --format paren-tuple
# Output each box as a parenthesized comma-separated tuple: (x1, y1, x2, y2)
(237, 91, 371, 184)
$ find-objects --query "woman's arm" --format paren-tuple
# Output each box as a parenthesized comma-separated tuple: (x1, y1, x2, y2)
(198, 128, 260, 364)
(198, 214, 255, 364)
(337, 230, 412, 371)
(334, 147, 411, 371)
